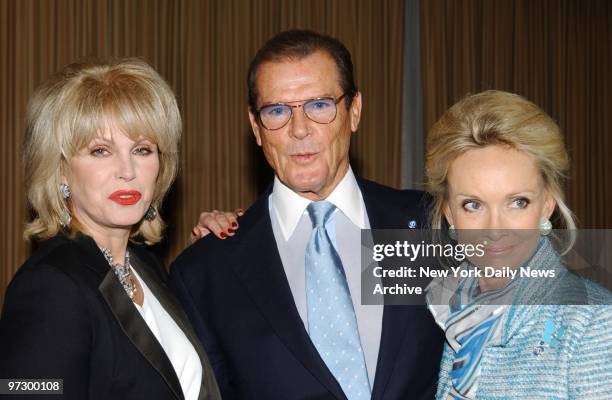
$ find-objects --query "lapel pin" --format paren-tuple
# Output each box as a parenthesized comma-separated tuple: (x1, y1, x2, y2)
(534, 319, 565, 355)
(408, 220, 417, 229)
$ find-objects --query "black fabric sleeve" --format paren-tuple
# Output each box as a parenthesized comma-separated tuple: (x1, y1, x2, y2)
(0, 265, 92, 399)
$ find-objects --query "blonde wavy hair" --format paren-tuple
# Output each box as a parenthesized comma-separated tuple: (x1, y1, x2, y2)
(23, 58, 181, 245)
(425, 90, 576, 249)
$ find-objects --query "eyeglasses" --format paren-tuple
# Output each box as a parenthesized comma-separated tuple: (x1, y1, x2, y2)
(255, 93, 348, 131)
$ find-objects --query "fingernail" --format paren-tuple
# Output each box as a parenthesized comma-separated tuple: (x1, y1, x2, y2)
(220, 232, 227, 238)
(231, 222, 237, 228)
(228, 228, 236, 233)
(238, 208, 244, 213)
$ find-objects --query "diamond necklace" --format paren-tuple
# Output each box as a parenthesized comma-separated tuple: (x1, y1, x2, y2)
(99, 246, 137, 300)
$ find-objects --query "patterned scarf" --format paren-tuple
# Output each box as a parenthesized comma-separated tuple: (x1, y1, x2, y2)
(429, 279, 510, 399)
(426, 238, 559, 399)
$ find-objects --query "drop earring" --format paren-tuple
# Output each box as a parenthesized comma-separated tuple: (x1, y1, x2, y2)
(448, 224, 457, 240)
(144, 206, 157, 221)
(539, 218, 552, 236)
(60, 183, 71, 199)
(59, 183, 72, 227)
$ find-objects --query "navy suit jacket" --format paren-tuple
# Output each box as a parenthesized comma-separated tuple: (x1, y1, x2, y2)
(169, 178, 444, 399)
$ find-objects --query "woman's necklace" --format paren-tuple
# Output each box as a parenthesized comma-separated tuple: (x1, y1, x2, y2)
(99, 246, 137, 300)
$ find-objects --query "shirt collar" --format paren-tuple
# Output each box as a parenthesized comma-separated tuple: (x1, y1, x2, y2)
(269, 166, 367, 241)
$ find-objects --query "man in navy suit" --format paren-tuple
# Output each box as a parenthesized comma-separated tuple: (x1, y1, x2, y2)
(169, 30, 444, 399)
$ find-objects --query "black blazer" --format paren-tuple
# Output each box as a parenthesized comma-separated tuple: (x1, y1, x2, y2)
(0, 234, 221, 400)
(169, 178, 445, 400)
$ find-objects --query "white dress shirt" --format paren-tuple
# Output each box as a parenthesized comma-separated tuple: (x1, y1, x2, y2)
(268, 166, 383, 387)
(132, 268, 202, 400)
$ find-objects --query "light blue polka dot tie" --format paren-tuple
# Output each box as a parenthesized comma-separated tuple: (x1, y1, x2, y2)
(305, 201, 371, 399)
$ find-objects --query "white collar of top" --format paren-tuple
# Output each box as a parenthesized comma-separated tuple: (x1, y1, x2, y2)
(269, 166, 368, 241)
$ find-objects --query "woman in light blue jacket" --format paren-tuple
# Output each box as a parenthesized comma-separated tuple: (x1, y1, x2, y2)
(424, 90, 612, 399)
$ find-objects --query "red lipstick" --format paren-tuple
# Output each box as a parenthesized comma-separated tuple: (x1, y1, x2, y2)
(109, 190, 142, 205)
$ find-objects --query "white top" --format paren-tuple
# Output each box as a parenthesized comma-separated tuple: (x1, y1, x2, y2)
(132, 268, 202, 400)
(268, 166, 383, 387)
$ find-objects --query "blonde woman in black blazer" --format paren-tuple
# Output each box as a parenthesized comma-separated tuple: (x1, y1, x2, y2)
(0, 59, 221, 400)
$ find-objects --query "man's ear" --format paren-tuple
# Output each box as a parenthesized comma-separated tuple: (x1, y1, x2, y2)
(349, 91, 362, 133)
(248, 108, 262, 146)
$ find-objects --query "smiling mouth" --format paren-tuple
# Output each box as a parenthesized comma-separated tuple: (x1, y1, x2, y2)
(484, 244, 516, 256)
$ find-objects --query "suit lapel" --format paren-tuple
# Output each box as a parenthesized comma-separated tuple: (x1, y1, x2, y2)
(79, 232, 220, 400)
(98, 270, 184, 400)
(230, 194, 347, 400)
(70, 234, 184, 400)
(358, 179, 425, 400)
(129, 253, 221, 400)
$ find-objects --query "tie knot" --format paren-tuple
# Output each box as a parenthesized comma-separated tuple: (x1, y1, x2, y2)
(307, 201, 336, 228)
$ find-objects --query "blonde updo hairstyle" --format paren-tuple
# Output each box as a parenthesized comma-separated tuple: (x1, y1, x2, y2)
(23, 58, 181, 245)
(425, 90, 576, 250)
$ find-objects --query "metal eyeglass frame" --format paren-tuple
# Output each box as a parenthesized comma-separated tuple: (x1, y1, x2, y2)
(255, 93, 349, 131)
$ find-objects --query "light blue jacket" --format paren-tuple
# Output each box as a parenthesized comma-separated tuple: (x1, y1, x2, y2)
(435, 266, 612, 399)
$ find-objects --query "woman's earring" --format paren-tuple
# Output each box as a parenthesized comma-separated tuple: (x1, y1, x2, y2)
(59, 184, 72, 227)
(60, 211, 72, 227)
(539, 218, 552, 236)
(60, 183, 71, 199)
(144, 206, 157, 221)
(448, 224, 457, 240)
